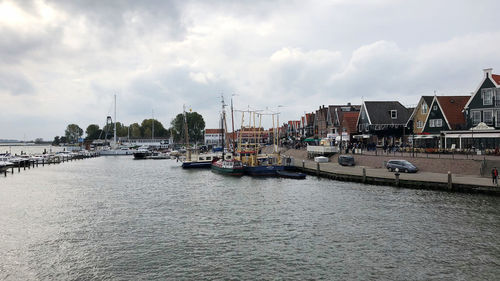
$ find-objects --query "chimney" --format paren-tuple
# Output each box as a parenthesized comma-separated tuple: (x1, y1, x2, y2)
(484, 68, 493, 78)
(347, 102, 351, 106)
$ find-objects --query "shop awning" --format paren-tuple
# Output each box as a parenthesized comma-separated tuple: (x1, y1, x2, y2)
(353, 134, 370, 139)
(304, 138, 319, 142)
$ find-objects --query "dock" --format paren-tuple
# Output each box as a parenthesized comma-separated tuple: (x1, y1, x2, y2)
(294, 159, 500, 196)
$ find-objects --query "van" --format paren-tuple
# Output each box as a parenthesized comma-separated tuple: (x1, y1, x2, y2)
(338, 155, 355, 166)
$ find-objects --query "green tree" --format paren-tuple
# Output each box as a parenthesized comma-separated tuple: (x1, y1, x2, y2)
(116, 122, 129, 137)
(170, 112, 205, 144)
(129, 123, 141, 138)
(52, 136, 60, 146)
(65, 124, 83, 143)
(141, 119, 169, 138)
(85, 124, 100, 140)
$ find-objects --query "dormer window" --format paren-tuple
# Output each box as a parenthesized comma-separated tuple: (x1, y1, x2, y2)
(390, 110, 397, 119)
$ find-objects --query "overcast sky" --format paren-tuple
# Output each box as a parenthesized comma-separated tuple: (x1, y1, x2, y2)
(1, 0, 500, 140)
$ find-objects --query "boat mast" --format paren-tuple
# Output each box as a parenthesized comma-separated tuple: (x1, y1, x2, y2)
(231, 95, 235, 153)
(183, 105, 190, 160)
(152, 109, 154, 141)
(221, 95, 225, 159)
(113, 94, 117, 147)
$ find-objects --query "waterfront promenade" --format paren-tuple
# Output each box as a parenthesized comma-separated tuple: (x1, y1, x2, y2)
(282, 148, 500, 196)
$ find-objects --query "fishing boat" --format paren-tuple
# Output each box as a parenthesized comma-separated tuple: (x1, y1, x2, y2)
(210, 96, 244, 176)
(235, 107, 285, 177)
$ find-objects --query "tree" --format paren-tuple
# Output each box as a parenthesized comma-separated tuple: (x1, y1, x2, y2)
(116, 122, 129, 137)
(52, 136, 60, 146)
(170, 112, 205, 144)
(129, 123, 141, 138)
(141, 119, 169, 138)
(34, 138, 44, 144)
(85, 124, 101, 140)
(65, 124, 83, 143)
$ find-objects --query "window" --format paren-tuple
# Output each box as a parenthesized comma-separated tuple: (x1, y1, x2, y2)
(436, 119, 442, 127)
(472, 111, 481, 125)
(484, 110, 493, 124)
(482, 88, 494, 105)
(496, 111, 500, 127)
(433, 105, 438, 111)
(496, 89, 500, 106)
(417, 120, 423, 128)
(391, 110, 397, 119)
(429, 119, 442, 127)
(422, 104, 428, 114)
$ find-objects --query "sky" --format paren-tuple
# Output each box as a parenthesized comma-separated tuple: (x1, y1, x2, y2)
(1, 0, 500, 140)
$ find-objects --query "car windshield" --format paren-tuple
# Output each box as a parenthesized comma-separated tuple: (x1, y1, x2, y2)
(401, 161, 414, 167)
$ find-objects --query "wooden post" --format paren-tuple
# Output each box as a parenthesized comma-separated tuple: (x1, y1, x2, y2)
(11, 166, 14, 174)
(316, 162, 320, 176)
(18, 165, 20, 173)
(362, 168, 366, 183)
(395, 169, 400, 187)
(302, 160, 305, 169)
(448, 171, 452, 190)
(4, 170, 6, 177)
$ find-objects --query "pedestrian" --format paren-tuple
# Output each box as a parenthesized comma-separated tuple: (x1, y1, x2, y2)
(492, 167, 498, 185)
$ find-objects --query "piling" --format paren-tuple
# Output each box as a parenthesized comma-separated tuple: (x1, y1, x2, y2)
(395, 169, 400, 187)
(362, 168, 366, 183)
(448, 171, 452, 190)
(316, 162, 320, 176)
(302, 160, 305, 169)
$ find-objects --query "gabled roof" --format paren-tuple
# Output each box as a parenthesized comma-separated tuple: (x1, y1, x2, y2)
(492, 74, 500, 85)
(363, 101, 411, 125)
(341, 111, 360, 133)
(465, 68, 500, 109)
(435, 96, 469, 130)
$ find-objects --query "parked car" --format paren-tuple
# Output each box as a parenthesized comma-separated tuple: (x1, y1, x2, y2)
(386, 159, 418, 173)
(338, 155, 355, 166)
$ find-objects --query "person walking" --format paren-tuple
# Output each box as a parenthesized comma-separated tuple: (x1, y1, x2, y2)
(492, 167, 498, 186)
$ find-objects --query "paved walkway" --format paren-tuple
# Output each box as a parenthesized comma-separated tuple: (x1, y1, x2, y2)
(294, 158, 499, 189)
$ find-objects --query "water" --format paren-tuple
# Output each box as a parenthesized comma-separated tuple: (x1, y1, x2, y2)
(1, 157, 499, 280)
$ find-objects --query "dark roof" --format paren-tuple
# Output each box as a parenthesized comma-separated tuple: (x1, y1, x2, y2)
(422, 96, 434, 106)
(364, 101, 411, 125)
(436, 96, 469, 130)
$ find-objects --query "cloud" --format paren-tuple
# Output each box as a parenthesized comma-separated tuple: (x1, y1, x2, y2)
(1, 0, 500, 139)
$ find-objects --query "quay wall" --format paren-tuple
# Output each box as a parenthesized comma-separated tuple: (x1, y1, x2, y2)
(282, 148, 482, 176)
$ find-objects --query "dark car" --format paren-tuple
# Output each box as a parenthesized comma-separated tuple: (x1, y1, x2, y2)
(338, 155, 355, 166)
(386, 159, 418, 173)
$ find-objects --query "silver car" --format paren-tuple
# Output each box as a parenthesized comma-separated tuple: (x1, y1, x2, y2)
(386, 159, 418, 173)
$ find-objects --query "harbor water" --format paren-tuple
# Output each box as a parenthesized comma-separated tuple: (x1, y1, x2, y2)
(1, 157, 499, 280)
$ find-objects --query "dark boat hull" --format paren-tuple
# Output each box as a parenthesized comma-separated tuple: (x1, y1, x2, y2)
(182, 161, 212, 169)
(211, 164, 244, 176)
(133, 151, 151, 159)
(244, 165, 285, 176)
(276, 170, 306, 179)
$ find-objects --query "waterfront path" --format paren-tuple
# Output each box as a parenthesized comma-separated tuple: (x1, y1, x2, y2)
(286, 155, 500, 196)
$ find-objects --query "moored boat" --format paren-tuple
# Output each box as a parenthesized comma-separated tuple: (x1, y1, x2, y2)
(211, 157, 244, 176)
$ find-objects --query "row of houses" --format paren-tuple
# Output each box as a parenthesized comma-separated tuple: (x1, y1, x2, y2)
(281, 68, 500, 150)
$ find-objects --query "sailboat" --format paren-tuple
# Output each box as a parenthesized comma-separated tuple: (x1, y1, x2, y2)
(180, 105, 221, 168)
(211, 96, 244, 176)
(100, 94, 136, 156)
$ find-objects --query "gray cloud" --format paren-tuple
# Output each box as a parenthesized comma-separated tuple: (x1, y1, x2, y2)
(1, 0, 500, 139)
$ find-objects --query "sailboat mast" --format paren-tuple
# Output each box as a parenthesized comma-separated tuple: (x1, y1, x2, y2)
(113, 94, 117, 145)
(231, 96, 235, 153)
(152, 109, 154, 141)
